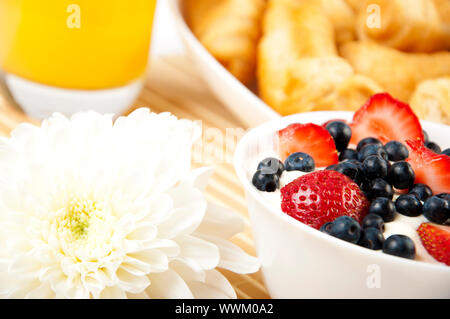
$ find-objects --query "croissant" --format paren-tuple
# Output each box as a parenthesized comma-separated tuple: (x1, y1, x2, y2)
(184, 0, 266, 85)
(258, 0, 382, 115)
(309, 0, 356, 44)
(312, 74, 386, 112)
(340, 41, 450, 102)
(260, 0, 337, 57)
(355, 0, 450, 52)
(433, 0, 450, 24)
(410, 77, 450, 125)
(343, 0, 364, 12)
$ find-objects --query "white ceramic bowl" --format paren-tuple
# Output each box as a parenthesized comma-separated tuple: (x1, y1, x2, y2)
(168, 0, 279, 127)
(234, 111, 450, 298)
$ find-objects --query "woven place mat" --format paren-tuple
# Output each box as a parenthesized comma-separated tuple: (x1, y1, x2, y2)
(0, 55, 271, 299)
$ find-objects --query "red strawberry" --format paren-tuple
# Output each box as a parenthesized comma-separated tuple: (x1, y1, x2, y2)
(417, 223, 450, 266)
(349, 93, 424, 145)
(280, 170, 370, 229)
(406, 140, 450, 194)
(277, 123, 338, 167)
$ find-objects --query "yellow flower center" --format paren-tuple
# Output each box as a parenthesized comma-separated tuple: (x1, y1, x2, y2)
(58, 198, 99, 241)
(54, 195, 114, 261)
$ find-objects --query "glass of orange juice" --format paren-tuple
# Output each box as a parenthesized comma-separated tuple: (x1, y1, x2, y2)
(0, 0, 157, 118)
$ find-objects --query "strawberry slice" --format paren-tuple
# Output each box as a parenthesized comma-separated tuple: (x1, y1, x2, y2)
(406, 140, 450, 194)
(277, 123, 338, 167)
(349, 93, 424, 145)
(417, 223, 450, 266)
(281, 170, 370, 229)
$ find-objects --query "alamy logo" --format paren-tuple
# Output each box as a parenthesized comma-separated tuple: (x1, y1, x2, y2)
(67, 4, 81, 29)
(366, 264, 381, 288)
(366, 4, 381, 29)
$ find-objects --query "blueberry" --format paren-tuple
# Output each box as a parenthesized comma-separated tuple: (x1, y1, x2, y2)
(437, 194, 450, 221)
(334, 161, 359, 182)
(409, 183, 433, 201)
(339, 148, 358, 161)
(345, 159, 365, 184)
(358, 144, 388, 162)
(257, 157, 285, 176)
(437, 193, 450, 202)
(442, 148, 450, 157)
(329, 216, 361, 244)
(395, 194, 422, 217)
(320, 222, 333, 234)
(369, 197, 397, 222)
(284, 152, 315, 172)
(436, 193, 450, 216)
(326, 164, 338, 171)
(362, 155, 388, 180)
(423, 196, 450, 224)
(386, 161, 415, 189)
(423, 130, 429, 143)
(360, 180, 372, 194)
(362, 214, 385, 232)
(347, 159, 364, 167)
(325, 121, 352, 152)
(367, 178, 394, 200)
(358, 227, 385, 250)
(384, 141, 409, 161)
(357, 137, 383, 152)
(426, 141, 441, 153)
(252, 170, 279, 192)
(383, 235, 416, 260)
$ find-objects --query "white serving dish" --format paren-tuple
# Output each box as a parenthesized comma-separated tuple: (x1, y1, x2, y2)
(168, 0, 280, 127)
(234, 111, 450, 298)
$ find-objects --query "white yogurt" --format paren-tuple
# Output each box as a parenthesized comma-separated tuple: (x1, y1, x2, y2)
(383, 213, 440, 263)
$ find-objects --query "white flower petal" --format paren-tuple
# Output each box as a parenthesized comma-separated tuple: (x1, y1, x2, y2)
(183, 167, 214, 191)
(116, 110, 201, 193)
(126, 291, 149, 299)
(170, 259, 206, 283)
(25, 283, 54, 299)
(158, 186, 207, 238)
(91, 268, 116, 287)
(54, 276, 90, 299)
(140, 194, 174, 225)
(10, 123, 42, 147)
(126, 222, 157, 242)
(100, 286, 127, 299)
(81, 274, 106, 298)
(158, 208, 199, 240)
(142, 239, 180, 257)
(195, 202, 245, 239)
(188, 270, 236, 299)
(198, 235, 260, 274)
(119, 257, 153, 277)
(116, 268, 150, 294)
(7, 279, 43, 299)
(177, 235, 220, 270)
(0, 138, 20, 169)
(125, 249, 169, 274)
(9, 254, 41, 274)
(147, 269, 193, 299)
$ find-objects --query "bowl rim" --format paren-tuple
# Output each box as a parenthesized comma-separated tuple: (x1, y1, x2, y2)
(167, 0, 280, 122)
(234, 110, 450, 272)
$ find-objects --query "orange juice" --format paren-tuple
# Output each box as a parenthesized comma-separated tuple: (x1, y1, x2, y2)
(0, 0, 156, 90)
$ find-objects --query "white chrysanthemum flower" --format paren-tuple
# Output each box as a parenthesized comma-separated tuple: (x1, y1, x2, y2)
(0, 109, 259, 299)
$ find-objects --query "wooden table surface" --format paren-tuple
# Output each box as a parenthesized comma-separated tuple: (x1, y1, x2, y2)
(0, 54, 271, 299)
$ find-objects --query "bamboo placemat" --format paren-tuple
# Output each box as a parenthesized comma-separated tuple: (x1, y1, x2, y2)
(0, 54, 271, 299)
